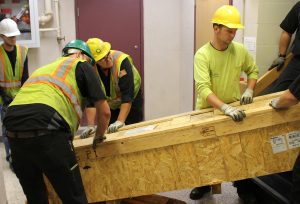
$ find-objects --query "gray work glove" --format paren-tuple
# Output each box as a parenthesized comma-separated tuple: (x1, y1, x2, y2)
(269, 98, 280, 109)
(107, 120, 125, 133)
(80, 125, 96, 139)
(221, 104, 246, 122)
(240, 88, 254, 105)
(92, 135, 107, 150)
(269, 56, 285, 71)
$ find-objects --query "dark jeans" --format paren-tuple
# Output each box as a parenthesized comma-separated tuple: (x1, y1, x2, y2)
(292, 154, 300, 204)
(8, 131, 88, 204)
(271, 56, 300, 93)
(0, 105, 10, 161)
(110, 90, 144, 125)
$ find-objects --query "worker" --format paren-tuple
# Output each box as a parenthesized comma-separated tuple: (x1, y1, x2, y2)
(269, 1, 300, 92)
(0, 16, 28, 170)
(193, 5, 259, 203)
(269, 75, 300, 204)
(80, 37, 143, 138)
(3, 39, 110, 204)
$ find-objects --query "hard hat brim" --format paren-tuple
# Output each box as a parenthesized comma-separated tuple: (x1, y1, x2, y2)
(3, 30, 21, 37)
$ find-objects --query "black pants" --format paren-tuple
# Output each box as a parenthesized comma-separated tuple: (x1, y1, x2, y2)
(292, 153, 300, 204)
(110, 90, 144, 125)
(8, 131, 88, 204)
(271, 56, 300, 93)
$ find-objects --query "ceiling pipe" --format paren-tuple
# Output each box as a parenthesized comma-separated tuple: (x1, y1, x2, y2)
(38, 0, 53, 26)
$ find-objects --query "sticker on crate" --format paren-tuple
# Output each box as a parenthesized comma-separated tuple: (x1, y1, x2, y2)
(270, 135, 287, 154)
(286, 130, 300, 149)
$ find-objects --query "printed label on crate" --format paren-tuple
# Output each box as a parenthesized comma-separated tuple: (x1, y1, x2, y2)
(286, 131, 300, 149)
(270, 135, 287, 154)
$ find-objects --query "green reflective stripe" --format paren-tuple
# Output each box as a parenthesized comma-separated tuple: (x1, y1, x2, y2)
(0, 81, 21, 88)
(55, 58, 75, 78)
(19, 46, 27, 65)
(111, 51, 122, 87)
(27, 76, 82, 118)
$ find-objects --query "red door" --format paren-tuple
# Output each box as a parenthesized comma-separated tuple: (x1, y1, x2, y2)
(75, 0, 143, 126)
(75, 0, 143, 76)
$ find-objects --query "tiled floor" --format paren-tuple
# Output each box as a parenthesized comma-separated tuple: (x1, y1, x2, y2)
(0, 142, 243, 204)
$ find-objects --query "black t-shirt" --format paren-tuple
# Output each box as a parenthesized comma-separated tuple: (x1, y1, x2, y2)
(0, 45, 29, 97)
(289, 74, 300, 100)
(97, 57, 134, 103)
(3, 61, 105, 132)
(280, 2, 300, 55)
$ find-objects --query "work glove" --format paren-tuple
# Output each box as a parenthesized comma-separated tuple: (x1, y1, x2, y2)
(269, 98, 280, 109)
(92, 135, 107, 150)
(80, 125, 96, 139)
(107, 120, 125, 133)
(221, 104, 246, 122)
(240, 88, 254, 105)
(269, 55, 285, 71)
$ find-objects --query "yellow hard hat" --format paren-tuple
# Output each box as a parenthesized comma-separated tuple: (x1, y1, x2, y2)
(86, 38, 111, 62)
(211, 5, 244, 29)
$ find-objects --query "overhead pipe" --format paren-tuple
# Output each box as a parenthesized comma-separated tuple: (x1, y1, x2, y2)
(39, 0, 65, 43)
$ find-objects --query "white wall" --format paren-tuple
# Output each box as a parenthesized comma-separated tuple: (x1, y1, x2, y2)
(29, 0, 195, 121)
(144, 0, 194, 120)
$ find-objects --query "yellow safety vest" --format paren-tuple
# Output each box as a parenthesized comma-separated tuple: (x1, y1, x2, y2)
(10, 57, 84, 135)
(99, 50, 141, 110)
(0, 44, 28, 104)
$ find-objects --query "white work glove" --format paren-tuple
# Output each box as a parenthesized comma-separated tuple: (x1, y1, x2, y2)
(269, 56, 285, 71)
(80, 125, 96, 139)
(240, 88, 254, 105)
(269, 98, 280, 109)
(221, 104, 246, 122)
(107, 121, 125, 133)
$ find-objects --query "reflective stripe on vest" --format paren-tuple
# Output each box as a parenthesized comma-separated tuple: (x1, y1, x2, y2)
(26, 58, 82, 119)
(0, 45, 27, 90)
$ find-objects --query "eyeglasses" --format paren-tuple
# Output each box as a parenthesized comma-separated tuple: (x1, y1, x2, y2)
(100, 51, 111, 62)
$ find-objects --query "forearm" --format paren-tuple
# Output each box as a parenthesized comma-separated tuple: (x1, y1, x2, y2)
(95, 100, 110, 136)
(206, 93, 225, 110)
(279, 30, 292, 55)
(85, 107, 96, 125)
(117, 102, 132, 123)
(276, 90, 299, 108)
(247, 78, 257, 90)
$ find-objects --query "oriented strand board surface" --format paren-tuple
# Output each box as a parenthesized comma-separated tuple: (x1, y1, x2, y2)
(47, 92, 300, 203)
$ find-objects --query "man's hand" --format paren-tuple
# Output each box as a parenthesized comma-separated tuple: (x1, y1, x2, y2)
(269, 56, 285, 71)
(80, 125, 96, 139)
(269, 98, 280, 109)
(221, 104, 246, 122)
(108, 121, 125, 133)
(92, 135, 107, 150)
(240, 88, 254, 105)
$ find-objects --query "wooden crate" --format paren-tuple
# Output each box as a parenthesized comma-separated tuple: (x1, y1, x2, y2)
(47, 92, 300, 203)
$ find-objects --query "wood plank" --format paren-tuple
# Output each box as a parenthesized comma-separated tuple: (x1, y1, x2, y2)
(47, 92, 300, 203)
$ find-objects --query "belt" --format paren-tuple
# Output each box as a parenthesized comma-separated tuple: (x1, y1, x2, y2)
(7, 130, 53, 138)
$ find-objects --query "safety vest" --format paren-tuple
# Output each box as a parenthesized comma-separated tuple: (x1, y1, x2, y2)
(99, 50, 141, 110)
(10, 57, 84, 135)
(0, 45, 28, 104)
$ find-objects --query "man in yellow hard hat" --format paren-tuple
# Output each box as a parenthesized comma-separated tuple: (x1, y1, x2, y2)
(80, 37, 143, 137)
(3, 39, 110, 203)
(192, 5, 259, 202)
(0, 16, 29, 171)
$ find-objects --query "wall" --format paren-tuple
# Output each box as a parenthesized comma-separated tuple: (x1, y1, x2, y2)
(0, 158, 7, 204)
(234, 0, 298, 77)
(27, 0, 194, 121)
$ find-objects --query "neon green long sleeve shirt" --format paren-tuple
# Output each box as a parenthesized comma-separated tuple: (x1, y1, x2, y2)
(194, 41, 259, 110)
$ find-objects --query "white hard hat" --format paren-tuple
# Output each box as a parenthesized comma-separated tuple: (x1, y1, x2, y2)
(0, 18, 21, 37)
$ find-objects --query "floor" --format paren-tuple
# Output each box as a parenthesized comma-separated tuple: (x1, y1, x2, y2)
(0, 142, 243, 204)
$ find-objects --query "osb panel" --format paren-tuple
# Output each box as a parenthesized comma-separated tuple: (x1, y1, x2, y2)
(193, 138, 227, 184)
(219, 134, 247, 181)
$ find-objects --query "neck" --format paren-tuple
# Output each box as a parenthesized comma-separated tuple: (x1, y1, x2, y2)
(3, 43, 14, 52)
(211, 39, 228, 51)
